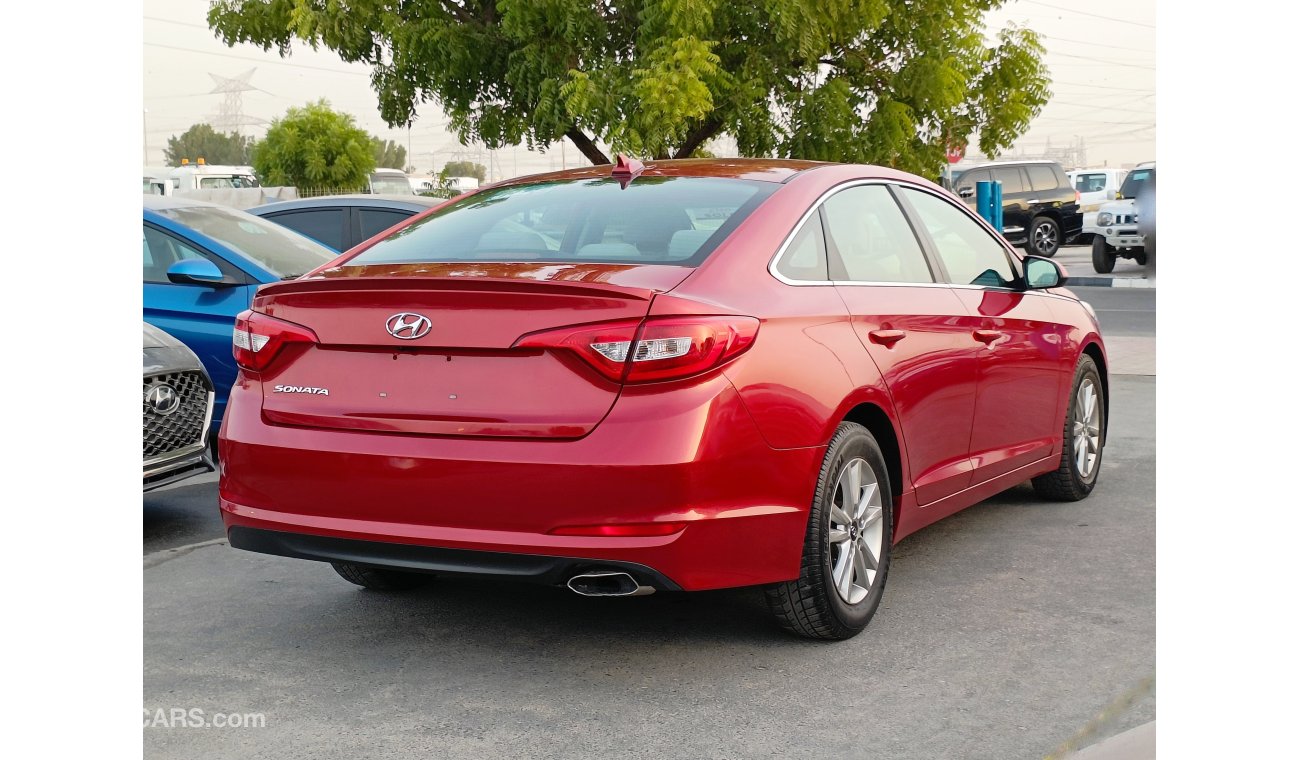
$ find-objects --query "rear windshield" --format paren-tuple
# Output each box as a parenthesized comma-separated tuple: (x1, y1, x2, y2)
(347, 177, 777, 267)
(154, 204, 336, 278)
(370, 174, 414, 194)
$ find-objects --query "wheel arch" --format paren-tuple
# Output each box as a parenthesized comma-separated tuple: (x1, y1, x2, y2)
(1081, 340, 1110, 444)
(840, 401, 905, 540)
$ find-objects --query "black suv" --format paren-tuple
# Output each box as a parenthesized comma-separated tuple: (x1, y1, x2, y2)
(954, 160, 1083, 257)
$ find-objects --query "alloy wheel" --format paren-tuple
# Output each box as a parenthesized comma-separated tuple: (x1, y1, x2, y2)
(1073, 379, 1102, 478)
(828, 458, 885, 605)
(1034, 222, 1059, 254)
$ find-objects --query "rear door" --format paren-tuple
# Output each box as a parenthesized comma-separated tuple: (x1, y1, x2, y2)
(898, 187, 1069, 484)
(822, 184, 981, 505)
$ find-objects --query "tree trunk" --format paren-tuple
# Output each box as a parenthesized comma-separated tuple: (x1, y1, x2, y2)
(674, 115, 724, 159)
(564, 128, 610, 165)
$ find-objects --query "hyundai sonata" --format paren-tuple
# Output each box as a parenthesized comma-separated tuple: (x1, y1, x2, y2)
(219, 158, 1107, 640)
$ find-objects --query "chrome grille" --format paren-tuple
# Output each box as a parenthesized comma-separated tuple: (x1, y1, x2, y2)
(143, 371, 211, 460)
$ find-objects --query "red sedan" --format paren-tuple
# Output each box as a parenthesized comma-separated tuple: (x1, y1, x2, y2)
(219, 158, 1107, 640)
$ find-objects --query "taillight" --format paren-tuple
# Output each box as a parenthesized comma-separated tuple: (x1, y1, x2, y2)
(515, 316, 759, 384)
(232, 310, 319, 372)
(1075, 189, 1081, 203)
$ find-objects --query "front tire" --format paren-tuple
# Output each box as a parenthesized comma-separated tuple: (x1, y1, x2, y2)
(1032, 355, 1105, 501)
(1029, 216, 1062, 257)
(332, 562, 434, 591)
(766, 422, 893, 641)
(1092, 236, 1117, 274)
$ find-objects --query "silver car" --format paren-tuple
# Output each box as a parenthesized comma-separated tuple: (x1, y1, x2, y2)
(144, 323, 215, 491)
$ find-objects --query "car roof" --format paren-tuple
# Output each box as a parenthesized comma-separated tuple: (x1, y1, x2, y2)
(486, 157, 836, 188)
(247, 195, 441, 215)
(960, 159, 1063, 170)
(143, 195, 229, 211)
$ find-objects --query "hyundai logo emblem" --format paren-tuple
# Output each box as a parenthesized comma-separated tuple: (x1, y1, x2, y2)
(385, 312, 432, 340)
(145, 384, 181, 416)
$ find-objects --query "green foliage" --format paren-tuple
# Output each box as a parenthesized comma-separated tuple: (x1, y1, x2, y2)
(164, 123, 253, 166)
(208, 0, 1050, 177)
(253, 100, 376, 190)
(441, 161, 487, 182)
(372, 138, 407, 169)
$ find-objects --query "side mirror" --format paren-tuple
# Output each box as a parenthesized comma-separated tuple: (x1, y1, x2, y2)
(166, 259, 234, 287)
(958, 187, 974, 199)
(1024, 255, 1067, 289)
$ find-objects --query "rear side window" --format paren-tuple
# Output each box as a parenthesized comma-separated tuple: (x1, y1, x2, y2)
(774, 212, 829, 282)
(267, 209, 346, 252)
(993, 167, 1027, 194)
(1027, 164, 1062, 192)
(822, 185, 933, 283)
(358, 208, 414, 241)
(347, 177, 776, 267)
(901, 189, 1017, 288)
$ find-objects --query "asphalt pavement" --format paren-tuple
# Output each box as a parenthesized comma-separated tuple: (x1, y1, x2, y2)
(144, 290, 1156, 758)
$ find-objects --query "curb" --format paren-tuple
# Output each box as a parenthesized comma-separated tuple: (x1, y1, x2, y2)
(1068, 276, 1155, 289)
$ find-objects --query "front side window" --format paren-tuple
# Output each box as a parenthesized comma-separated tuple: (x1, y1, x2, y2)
(822, 185, 933, 283)
(142, 225, 218, 284)
(347, 177, 776, 267)
(268, 209, 347, 252)
(902, 189, 1017, 288)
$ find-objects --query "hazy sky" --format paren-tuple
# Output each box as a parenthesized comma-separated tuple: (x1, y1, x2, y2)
(143, 0, 1154, 176)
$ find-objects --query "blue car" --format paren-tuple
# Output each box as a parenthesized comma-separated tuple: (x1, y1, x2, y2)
(143, 196, 337, 429)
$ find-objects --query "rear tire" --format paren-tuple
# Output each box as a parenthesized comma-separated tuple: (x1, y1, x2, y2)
(766, 422, 893, 641)
(331, 562, 433, 591)
(1032, 355, 1105, 501)
(1092, 237, 1117, 274)
(1029, 216, 1062, 257)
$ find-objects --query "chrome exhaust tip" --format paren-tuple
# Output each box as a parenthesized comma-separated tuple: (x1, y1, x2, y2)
(567, 570, 656, 597)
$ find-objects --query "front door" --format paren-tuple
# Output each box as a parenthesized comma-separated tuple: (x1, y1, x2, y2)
(898, 187, 1069, 484)
(142, 223, 254, 424)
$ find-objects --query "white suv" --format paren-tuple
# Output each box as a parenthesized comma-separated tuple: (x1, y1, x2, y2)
(1091, 163, 1155, 274)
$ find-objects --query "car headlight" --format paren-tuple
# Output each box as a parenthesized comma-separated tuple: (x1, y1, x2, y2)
(1097, 212, 1114, 226)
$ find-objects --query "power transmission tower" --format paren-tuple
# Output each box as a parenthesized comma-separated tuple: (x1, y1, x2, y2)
(207, 68, 267, 137)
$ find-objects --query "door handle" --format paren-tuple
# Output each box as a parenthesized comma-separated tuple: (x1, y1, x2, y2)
(973, 329, 1004, 345)
(868, 329, 907, 347)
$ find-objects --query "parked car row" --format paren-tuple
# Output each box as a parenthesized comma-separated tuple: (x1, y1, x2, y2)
(952, 160, 1083, 258)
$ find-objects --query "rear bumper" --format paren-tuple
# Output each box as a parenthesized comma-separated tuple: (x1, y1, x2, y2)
(219, 373, 822, 591)
(228, 526, 682, 590)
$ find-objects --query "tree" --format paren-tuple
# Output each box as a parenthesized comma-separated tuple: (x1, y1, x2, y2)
(441, 160, 487, 182)
(372, 138, 407, 169)
(208, 1, 1050, 176)
(253, 100, 376, 190)
(164, 123, 253, 166)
